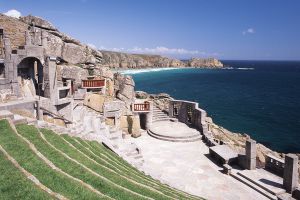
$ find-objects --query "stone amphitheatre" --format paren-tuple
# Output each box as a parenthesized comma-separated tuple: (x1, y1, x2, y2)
(0, 14, 299, 200)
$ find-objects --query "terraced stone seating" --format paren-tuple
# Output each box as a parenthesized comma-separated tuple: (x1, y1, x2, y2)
(0, 119, 203, 199)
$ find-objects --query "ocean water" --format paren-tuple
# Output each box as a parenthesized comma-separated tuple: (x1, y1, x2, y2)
(124, 61, 300, 153)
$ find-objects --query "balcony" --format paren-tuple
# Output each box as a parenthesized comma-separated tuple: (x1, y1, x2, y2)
(132, 101, 151, 112)
(81, 79, 105, 89)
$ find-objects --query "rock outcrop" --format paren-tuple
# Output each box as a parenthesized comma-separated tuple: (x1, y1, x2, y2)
(0, 14, 103, 66)
(100, 50, 224, 69)
(114, 73, 135, 110)
(187, 58, 223, 68)
(100, 51, 184, 68)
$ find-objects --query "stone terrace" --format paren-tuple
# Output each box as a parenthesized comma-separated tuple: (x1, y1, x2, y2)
(127, 122, 270, 200)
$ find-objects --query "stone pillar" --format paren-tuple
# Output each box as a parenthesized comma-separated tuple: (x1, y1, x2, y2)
(246, 139, 256, 170)
(36, 101, 43, 120)
(3, 38, 11, 60)
(25, 31, 31, 45)
(283, 154, 299, 193)
(168, 101, 174, 117)
(145, 112, 152, 130)
(44, 57, 57, 104)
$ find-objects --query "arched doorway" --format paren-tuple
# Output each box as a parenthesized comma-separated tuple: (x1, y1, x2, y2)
(17, 57, 44, 97)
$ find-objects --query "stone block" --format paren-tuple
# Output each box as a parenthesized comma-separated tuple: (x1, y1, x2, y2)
(283, 154, 299, 193)
(83, 93, 106, 112)
(246, 139, 256, 170)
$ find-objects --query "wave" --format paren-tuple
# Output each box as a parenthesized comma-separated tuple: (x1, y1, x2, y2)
(237, 67, 255, 70)
(119, 67, 180, 75)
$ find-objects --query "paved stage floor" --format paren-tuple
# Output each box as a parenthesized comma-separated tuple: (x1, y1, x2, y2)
(127, 122, 269, 200)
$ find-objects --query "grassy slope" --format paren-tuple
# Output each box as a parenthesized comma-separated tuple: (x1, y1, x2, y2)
(0, 151, 52, 200)
(0, 119, 203, 200)
(0, 120, 107, 200)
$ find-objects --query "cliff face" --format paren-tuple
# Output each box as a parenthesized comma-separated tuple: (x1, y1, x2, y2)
(100, 51, 184, 68)
(0, 14, 102, 66)
(100, 50, 224, 69)
(188, 58, 223, 68)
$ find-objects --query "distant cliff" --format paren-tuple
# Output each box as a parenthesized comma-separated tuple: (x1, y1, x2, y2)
(187, 58, 223, 68)
(100, 51, 184, 68)
(100, 50, 223, 69)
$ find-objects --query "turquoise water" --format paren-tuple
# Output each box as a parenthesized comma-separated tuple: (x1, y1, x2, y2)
(126, 61, 300, 153)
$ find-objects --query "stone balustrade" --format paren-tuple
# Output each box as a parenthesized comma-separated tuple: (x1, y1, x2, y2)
(265, 154, 285, 177)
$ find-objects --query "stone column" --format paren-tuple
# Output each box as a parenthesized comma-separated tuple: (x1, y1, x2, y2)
(246, 139, 256, 170)
(283, 154, 299, 193)
(44, 57, 57, 104)
(3, 38, 11, 60)
(168, 101, 174, 117)
(25, 31, 31, 45)
(145, 112, 152, 130)
(36, 100, 43, 120)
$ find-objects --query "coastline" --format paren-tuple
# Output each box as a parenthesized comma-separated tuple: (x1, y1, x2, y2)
(131, 67, 299, 172)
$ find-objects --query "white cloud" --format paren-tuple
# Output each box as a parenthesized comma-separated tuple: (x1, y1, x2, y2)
(243, 28, 255, 35)
(100, 46, 207, 55)
(3, 9, 21, 18)
(128, 46, 204, 55)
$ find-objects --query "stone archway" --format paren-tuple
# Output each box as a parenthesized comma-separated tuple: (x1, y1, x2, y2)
(17, 57, 44, 97)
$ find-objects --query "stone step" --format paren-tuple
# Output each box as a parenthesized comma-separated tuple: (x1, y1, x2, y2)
(12, 114, 28, 125)
(147, 129, 202, 142)
(237, 171, 286, 196)
(230, 172, 277, 200)
(0, 110, 14, 120)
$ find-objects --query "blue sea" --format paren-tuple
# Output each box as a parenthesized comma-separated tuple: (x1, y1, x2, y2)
(122, 61, 300, 153)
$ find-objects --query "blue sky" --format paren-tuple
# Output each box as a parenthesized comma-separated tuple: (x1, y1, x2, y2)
(1, 0, 300, 60)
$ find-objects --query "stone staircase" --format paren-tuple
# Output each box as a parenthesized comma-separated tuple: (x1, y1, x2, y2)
(37, 105, 145, 169)
(0, 110, 36, 125)
(152, 106, 170, 122)
(230, 168, 288, 200)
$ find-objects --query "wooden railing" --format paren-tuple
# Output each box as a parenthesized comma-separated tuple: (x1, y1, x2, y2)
(82, 79, 105, 88)
(133, 102, 150, 112)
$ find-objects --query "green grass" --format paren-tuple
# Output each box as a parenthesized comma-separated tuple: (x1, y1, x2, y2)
(0, 120, 107, 200)
(64, 135, 200, 199)
(0, 150, 52, 200)
(41, 127, 178, 200)
(17, 124, 146, 200)
(0, 119, 203, 200)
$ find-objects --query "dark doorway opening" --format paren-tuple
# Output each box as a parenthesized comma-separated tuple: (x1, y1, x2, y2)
(140, 113, 147, 130)
(0, 63, 5, 78)
(17, 57, 44, 97)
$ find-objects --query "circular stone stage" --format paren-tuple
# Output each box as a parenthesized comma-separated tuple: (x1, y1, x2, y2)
(148, 121, 202, 142)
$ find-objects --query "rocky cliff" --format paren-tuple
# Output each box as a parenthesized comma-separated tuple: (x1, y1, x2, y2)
(100, 50, 184, 68)
(0, 14, 102, 66)
(100, 50, 224, 68)
(187, 58, 223, 68)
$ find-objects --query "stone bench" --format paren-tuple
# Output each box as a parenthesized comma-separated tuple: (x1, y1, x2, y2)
(223, 164, 232, 175)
